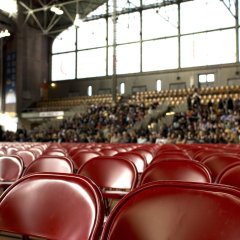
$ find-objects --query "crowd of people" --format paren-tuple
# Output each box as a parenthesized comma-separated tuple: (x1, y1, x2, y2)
(162, 88, 240, 144)
(1, 88, 240, 144)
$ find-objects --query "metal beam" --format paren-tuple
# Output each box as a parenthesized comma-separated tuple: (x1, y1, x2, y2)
(178, 2, 181, 68)
(112, 0, 117, 104)
(45, 14, 60, 34)
(62, 5, 75, 22)
(236, 0, 239, 62)
(19, 0, 106, 14)
(31, 12, 45, 32)
(220, 0, 236, 18)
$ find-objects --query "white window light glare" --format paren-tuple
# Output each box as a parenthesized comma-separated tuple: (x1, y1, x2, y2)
(50, 5, 63, 15)
(156, 79, 162, 91)
(120, 82, 125, 95)
(199, 74, 207, 83)
(0, 0, 17, 15)
(88, 86, 92, 96)
(207, 73, 215, 82)
(0, 113, 18, 132)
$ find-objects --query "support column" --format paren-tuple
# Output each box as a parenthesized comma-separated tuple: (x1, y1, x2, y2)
(236, 0, 239, 62)
(178, 2, 181, 69)
(0, 38, 3, 112)
(112, 0, 117, 104)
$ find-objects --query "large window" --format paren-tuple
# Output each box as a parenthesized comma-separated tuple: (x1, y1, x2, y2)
(115, 43, 141, 74)
(77, 48, 106, 78)
(142, 5, 178, 40)
(52, 26, 76, 54)
(142, 38, 178, 71)
(116, 12, 140, 44)
(108, 12, 140, 45)
(77, 19, 106, 49)
(51, 0, 239, 81)
(52, 53, 76, 80)
(181, 0, 235, 34)
(181, 29, 236, 67)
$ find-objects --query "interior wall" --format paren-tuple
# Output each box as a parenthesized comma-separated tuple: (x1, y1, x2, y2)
(48, 63, 240, 99)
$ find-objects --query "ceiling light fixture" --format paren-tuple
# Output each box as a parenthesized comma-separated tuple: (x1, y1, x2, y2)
(50, 5, 63, 15)
(0, 29, 11, 38)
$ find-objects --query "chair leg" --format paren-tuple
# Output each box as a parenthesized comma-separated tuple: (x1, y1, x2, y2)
(104, 198, 110, 216)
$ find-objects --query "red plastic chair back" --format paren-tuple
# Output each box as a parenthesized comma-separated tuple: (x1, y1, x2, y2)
(152, 153, 191, 163)
(100, 149, 118, 156)
(16, 150, 35, 167)
(216, 162, 240, 188)
(131, 149, 153, 164)
(202, 155, 240, 181)
(0, 156, 24, 181)
(101, 181, 240, 240)
(28, 148, 43, 158)
(72, 151, 102, 169)
(78, 156, 138, 191)
(115, 152, 147, 173)
(140, 160, 212, 185)
(194, 149, 224, 161)
(6, 147, 19, 155)
(0, 173, 104, 240)
(42, 150, 66, 157)
(23, 156, 74, 176)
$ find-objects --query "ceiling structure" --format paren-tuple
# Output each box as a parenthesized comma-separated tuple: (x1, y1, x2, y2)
(18, 0, 107, 36)
(0, 0, 235, 37)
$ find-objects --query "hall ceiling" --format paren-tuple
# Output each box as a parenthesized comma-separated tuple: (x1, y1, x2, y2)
(18, 0, 107, 36)
(0, 0, 234, 37)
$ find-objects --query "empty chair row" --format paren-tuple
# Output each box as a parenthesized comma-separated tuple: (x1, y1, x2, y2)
(1, 174, 240, 240)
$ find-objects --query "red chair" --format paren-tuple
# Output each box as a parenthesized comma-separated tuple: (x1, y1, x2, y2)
(194, 149, 224, 161)
(216, 162, 240, 188)
(100, 149, 118, 156)
(42, 150, 67, 157)
(28, 147, 43, 158)
(152, 153, 191, 163)
(101, 181, 240, 240)
(131, 149, 153, 164)
(0, 173, 104, 240)
(140, 160, 212, 185)
(16, 150, 35, 167)
(6, 147, 19, 155)
(23, 156, 74, 176)
(0, 156, 24, 182)
(0, 156, 24, 194)
(201, 155, 240, 181)
(115, 152, 147, 173)
(72, 151, 102, 169)
(77, 156, 138, 214)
